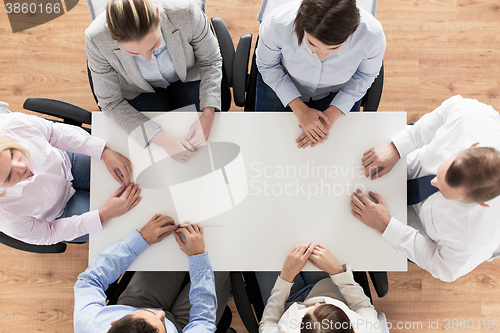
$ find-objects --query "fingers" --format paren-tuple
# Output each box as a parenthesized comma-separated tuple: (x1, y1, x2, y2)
(174, 233, 186, 248)
(296, 132, 307, 144)
(351, 191, 365, 209)
(371, 167, 388, 180)
(369, 191, 385, 205)
(317, 111, 331, 124)
(180, 139, 196, 152)
(112, 184, 126, 197)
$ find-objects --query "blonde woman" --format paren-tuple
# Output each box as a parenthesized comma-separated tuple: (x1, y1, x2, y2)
(0, 105, 141, 245)
(85, 0, 222, 163)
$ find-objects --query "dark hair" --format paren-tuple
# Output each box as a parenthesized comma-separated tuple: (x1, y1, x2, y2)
(106, 0, 159, 42)
(294, 0, 359, 46)
(446, 147, 500, 203)
(301, 304, 354, 333)
(107, 314, 159, 333)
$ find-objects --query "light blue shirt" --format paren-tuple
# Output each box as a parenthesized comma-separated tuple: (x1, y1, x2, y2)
(134, 32, 180, 88)
(73, 230, 217, 333)
(256, 1, 386, 113)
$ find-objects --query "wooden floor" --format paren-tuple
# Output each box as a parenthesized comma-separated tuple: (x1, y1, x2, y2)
(1, 0, 500, 332)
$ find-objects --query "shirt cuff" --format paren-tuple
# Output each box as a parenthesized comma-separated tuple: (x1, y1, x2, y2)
(329, 265, 355, 284)
(391, 130, 417, 158)
(276, 275, 294, 288)
(84, 136, 108, 159)
(188, 252, 212, 273)
(382, 217, 408, 248)
(330, 91, 357, 115)
(124, 229, 150, 256)
(130, 119, 162, 148)
(276, 83, 302, 108)
(84, 210, 104, 233)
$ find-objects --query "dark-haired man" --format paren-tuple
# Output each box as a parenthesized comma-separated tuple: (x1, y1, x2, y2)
(350, 95, 500, 282)
(74, 214, 230, 333)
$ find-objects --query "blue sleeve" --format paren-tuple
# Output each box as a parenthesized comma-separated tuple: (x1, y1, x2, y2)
(73, 231, 149, 332)
(183, 252, 217, 333)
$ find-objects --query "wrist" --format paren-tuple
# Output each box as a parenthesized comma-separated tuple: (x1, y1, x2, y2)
(280, 272, 295, 283)
(99, 207, 110, 224)
(101, 146, 110, 160)
(202, 107, 216, 116)
(324, 106, 343, 122)
(390, 141, 401, 159)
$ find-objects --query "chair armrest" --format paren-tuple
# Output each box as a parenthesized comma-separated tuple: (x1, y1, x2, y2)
(368, 271, 389, 298)
(361, 62, 384, 112)
(23, 98, 91, 126)
(233, 33, 253, 107)
(211, 17, 236, 86)
(0, 232, 67, 254)
(230, 272, 260, 333)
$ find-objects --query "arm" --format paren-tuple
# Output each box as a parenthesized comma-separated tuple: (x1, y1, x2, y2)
(85, 31, 161, 148)
(189, 3, 222, 112)
(2, 211, 103, 246)
(183, 253, 218, 333)
(256, 15, 301, 108)
(382, 216, 480, 282)
(330, 32, 386, 114)
(74, 230, 149, 329)
(259, 276, 294, 333)
(330, 269, 380, 330)
(391, 95, 464, 158)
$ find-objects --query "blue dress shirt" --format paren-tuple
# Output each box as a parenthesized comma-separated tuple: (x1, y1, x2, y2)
(134, 32, 180, 88)
(256, 1, 386, 113)
(74, 230, 217, 333)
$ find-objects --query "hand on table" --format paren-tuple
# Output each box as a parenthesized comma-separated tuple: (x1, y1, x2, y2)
(99, 183, 142, 223)
(290, 99, 330, 146)
(140, 214, 178, 245)
(362, 142, 400, 179)
(309, 243, 345, 275)
(101, 146, 132, 185)
(296, 105, 343, 148)
(187, 107, 215, 149)
(175, 223, 205, 256)
(280, 242, 315, 283)
(350, 189, 391, 233)
(151, 131, 197, 164)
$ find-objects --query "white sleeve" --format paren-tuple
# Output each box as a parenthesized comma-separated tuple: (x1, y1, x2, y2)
(391, 95, 463, 158)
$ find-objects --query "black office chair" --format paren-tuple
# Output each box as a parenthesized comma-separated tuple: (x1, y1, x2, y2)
(230, 270, 388, 333)
(211, 17, 384, 112)
(0, 98, 92, 254)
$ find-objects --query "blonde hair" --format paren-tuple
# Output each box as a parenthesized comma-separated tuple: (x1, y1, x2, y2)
(0, 136, 30, 196)
(106, 0, 159, 42)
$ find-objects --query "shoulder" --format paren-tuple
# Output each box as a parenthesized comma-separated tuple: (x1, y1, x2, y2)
(157, 0, 198, 16)
(85, 11, 108, 39)
(0, 112, 40, 132)
(354, 9, 384, 40)
(259, 1, 299, 40)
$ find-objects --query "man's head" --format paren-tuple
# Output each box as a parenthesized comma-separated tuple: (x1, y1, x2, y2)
(301, 303, 354, 333)
(431, 145, 500, 205)
(294, 0, 359, 60)
(108, 309, 166, 333)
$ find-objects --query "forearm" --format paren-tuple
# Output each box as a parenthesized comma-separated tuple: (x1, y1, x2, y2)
(260, 276, 292, 333)
(184, 253, 217, 332)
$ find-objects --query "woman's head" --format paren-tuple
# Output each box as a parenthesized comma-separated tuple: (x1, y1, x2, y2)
(106, 0, 160, 43)
(294, 0, 359, 47)
(301, 304, 354, 333)
(0, 136, 31, 191)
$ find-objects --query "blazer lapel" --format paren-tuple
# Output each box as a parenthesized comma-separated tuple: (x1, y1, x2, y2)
(113, 42, 153, 91)
(160, 10, 187, 81)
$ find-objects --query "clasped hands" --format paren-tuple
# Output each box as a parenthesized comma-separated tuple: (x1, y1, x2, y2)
(140, 214, 206, 256)
(151, 108, 214, 164)
(291, 100, 343, 149)
(280, 243, 345, 283)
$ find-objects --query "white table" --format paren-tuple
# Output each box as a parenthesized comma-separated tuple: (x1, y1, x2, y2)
(90, 112, 408, 272)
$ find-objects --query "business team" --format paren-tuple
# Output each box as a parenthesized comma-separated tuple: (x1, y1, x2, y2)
(1, 0, 499, 332)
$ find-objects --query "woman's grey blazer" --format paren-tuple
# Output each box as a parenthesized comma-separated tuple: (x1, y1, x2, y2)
(85, 0, 222, 147)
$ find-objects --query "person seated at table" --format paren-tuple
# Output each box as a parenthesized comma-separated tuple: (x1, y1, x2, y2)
(255, 0, 385, 149)
(85, 0, 222, 163)
(0, 104, 141, 245)
(74, 217, 231, 333)
(258, 243, 382, 333)
(351, 95, 500, 282)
